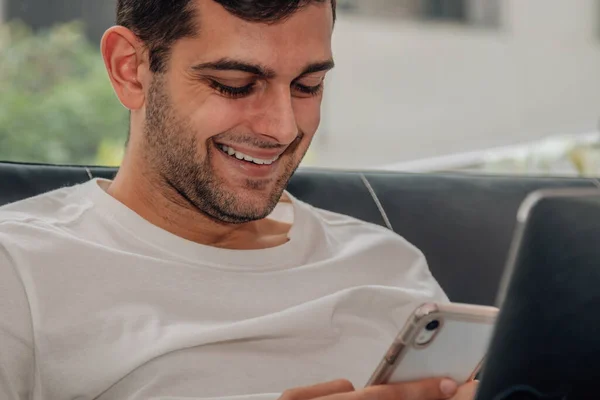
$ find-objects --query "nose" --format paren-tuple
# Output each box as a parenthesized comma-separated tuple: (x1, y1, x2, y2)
(250, 86, 298, 145)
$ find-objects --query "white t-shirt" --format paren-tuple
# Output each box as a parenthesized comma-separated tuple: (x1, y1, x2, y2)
(0, 179, 448, 400)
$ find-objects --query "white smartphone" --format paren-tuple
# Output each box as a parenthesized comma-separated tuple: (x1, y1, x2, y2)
(366, 302, 498, 386)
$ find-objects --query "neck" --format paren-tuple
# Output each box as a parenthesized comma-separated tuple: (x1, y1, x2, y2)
(106, 155, 291, 250)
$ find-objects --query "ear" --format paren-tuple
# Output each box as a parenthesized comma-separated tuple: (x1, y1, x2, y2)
(101, 26, 149, 111)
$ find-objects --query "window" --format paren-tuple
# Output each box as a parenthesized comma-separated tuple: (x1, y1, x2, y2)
(3, 0, 115, 43)
(337, 0, 501, 28)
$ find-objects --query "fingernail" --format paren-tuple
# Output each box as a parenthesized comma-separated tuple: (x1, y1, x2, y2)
(440, 379, 458, 397)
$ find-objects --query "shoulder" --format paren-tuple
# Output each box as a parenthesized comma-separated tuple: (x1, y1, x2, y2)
(0, 182, 91, 231)
(301, 200, 423, 259)
(298, 200, 448, 302)
(0, 183, 97, 263)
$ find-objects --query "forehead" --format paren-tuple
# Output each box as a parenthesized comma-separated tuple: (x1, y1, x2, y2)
(174, 0, 334, 73)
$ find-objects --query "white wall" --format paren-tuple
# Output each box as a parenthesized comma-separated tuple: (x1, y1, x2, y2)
(308, 0, 600, 169)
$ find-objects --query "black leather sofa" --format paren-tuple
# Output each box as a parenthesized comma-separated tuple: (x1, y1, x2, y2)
(2, 161, 599, 306)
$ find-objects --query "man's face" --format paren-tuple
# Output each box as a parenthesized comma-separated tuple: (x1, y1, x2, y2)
(141, 0, 334, 223)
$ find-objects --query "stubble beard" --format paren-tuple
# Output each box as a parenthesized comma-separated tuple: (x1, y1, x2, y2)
(142, 74, 306, 224)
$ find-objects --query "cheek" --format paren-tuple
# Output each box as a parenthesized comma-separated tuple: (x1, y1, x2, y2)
(293, 99, 322, 138)
(170, 76, 246, 140)
(183, 95, 247, 141)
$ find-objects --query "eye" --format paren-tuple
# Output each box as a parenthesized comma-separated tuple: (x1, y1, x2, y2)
(209, 80, 255, 98)
(293, 82, 324, 97)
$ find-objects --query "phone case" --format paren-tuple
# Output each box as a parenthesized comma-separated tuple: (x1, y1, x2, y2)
(366, 303, 498, 386)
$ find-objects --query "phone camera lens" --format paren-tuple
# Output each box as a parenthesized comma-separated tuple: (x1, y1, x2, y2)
(425, 320, 440, 331)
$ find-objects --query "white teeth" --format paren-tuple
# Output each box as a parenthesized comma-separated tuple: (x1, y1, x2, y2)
(218, 144, 279, 165)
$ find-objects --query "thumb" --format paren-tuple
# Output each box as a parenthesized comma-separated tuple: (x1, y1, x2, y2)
(280, 379, 355, 400)
(450, 381, 479, 400)
(370, 378, 459, 400)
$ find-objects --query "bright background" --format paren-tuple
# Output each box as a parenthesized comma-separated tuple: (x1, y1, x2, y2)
(1, 0, 600, 176)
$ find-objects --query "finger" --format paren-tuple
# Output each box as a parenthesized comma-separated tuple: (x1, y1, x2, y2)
(450, 381, 479, 400)
(363, 378, 458, 400)
(280, 379, 355, 400)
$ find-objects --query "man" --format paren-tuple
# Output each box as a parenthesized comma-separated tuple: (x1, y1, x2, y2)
(0, 1, 477, 399)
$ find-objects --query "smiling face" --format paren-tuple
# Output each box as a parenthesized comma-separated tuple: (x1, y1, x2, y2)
(134, 0, 334, 223)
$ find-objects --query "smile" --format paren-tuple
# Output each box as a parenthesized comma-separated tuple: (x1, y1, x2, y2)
(217, 144, 280, 166)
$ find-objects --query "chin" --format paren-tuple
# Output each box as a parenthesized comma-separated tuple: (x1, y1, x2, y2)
(202, 183, 282, 224)
(196, 145, 296, 222)
(235, 186, 282, 216)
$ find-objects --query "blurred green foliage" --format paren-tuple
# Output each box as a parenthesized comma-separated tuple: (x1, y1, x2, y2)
(0, 21, 127, 165)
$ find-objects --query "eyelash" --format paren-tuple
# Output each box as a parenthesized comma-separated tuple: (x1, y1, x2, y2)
(209, 81, 254, 98)
(295, 83, 324, 96)
(209, 80, 324, 99)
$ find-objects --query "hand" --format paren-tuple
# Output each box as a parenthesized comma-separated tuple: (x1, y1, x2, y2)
(279, 378, 477, 400)
(449, 380, 478, 400)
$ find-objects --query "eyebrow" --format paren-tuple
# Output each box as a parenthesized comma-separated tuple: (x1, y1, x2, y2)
(191, 58, 335, 79)
(299, 60, 336, 77)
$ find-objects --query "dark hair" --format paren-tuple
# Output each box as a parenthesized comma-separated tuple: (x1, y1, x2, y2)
(116, 0, 336, 73)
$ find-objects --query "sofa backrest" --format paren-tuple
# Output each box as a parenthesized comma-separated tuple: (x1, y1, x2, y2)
(2, 161, 599, 305)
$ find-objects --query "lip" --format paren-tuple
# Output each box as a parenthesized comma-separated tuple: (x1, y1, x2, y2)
(212, 143, 280, 179)
(214, 142, 285, 160)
